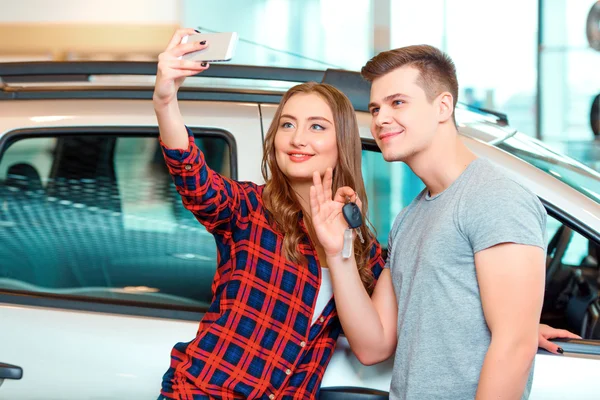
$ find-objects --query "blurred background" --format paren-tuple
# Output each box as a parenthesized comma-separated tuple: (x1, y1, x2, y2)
(0, 0, 599, 170)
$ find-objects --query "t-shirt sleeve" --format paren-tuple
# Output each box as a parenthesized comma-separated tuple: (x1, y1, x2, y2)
(459, 178, 547, 253)
(383, 232, 393, 270)
(383, 205, 408, 269)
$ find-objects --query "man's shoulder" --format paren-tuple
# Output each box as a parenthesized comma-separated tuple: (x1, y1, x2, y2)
(463, 159, 538, 203)
(460, 159, 545, 225)
(458, 159, 547, 251)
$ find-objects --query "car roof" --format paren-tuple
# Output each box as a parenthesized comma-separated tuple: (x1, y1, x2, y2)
(0, 61, 509, 125)
(0, 61, 521, 149)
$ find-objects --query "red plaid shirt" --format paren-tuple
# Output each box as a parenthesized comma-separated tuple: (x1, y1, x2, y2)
(159, 129, 384, 399)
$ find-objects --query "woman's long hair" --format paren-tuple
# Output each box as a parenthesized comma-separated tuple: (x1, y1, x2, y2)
(261, 82, 376, 294)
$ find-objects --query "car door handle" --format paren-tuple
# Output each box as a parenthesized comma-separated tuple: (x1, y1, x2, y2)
(0, 362, 23, 380)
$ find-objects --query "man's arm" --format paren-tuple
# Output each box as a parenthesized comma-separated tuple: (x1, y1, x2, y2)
(475, 242, 545, 399)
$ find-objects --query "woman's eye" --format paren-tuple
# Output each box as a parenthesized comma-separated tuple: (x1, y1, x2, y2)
(281, 122, 294, 129)
(311, 124, 325, 131)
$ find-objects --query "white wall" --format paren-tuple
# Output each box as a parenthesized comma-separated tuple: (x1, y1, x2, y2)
(0, 0, 181, 24)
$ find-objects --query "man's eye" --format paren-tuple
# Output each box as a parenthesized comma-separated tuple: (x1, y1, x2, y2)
(393, 100, 404, 106)
(370, 108, 380, 115)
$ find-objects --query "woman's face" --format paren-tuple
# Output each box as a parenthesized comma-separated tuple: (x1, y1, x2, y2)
(274, 92, 338, 183)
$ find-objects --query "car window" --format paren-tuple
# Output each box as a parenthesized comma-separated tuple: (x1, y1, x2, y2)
(361, 145, 425, 247)
(0, 131, 232, 310)
(546, 214, 596, 268)
(543, 213, 599, 339)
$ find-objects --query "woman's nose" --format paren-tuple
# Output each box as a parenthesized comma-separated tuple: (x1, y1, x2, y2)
(290, 129, 307, 146)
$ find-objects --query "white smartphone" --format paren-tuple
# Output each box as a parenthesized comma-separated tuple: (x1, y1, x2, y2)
(179, 32, 238, 62)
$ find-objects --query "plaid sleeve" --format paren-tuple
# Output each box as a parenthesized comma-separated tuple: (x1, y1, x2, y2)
(160, 127, 248, 236)
(367, 239, 385, 283)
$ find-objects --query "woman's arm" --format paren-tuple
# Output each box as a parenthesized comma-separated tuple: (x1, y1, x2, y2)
(309, 169, 398, 365)
(153, 29, 255, 235)
(153, 28, 208, 149)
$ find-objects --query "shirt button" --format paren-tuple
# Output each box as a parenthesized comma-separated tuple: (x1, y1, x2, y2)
(285, 369, 292, 375)
(319, 317, 325, 323)
(269, 395, 275, 400)
(184, 164, 192, 171)
(300, 341, 306, 348)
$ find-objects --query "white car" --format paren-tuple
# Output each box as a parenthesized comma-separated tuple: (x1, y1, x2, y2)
(0, 62, 599, 400)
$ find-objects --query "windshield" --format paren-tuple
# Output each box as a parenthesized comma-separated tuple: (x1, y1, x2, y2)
(454, 105, 600, 204)
(496, 133, 600, 204)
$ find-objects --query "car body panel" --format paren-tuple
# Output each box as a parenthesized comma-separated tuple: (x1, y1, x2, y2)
(1, 303, 198, 399)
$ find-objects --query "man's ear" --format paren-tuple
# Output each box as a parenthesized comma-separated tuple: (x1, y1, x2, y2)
(437, 92, 454, 123)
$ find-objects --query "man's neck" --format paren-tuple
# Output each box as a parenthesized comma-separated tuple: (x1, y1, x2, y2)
(406, 127, 477, 198)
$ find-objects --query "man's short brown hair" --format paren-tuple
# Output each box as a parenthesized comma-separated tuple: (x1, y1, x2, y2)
(361, 45, 459, 111)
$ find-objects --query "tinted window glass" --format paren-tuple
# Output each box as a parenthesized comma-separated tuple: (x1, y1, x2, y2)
(0, 133, 231, 310)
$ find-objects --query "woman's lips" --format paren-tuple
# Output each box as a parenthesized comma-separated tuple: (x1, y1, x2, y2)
(288, 153, 314, 162)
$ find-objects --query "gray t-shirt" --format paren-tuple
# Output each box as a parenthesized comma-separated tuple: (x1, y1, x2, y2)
(387, 158, 547, 400)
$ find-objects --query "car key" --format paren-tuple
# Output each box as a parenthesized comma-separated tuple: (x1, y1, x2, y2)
(341, 202, 364, 258)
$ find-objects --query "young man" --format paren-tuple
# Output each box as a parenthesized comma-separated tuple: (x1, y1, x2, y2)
(312, 45, 565, 399)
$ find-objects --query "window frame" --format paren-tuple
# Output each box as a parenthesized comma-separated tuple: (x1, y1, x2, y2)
(0, 126, 238, 179)
(0, 126, 237, 321)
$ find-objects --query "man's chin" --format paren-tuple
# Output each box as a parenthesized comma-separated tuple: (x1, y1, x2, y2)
(382, 150, 405, 163)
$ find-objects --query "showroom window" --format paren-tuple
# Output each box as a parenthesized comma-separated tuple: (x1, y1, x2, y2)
(390, 0, 539, 139)
(0, 129, 233, 310)
(183, 0, 374, 71)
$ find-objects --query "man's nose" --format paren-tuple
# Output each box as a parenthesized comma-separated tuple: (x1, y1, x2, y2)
(375, 107, 393, 127)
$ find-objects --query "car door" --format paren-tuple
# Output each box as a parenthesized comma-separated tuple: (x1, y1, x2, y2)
(0, 100, 263, 399)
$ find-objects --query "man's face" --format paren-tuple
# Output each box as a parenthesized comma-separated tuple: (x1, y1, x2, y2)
(368, 66, 441, 162)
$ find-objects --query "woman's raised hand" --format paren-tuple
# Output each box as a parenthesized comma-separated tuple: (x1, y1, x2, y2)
(153, 28, 210, 107)
(309, 168, 361, 258)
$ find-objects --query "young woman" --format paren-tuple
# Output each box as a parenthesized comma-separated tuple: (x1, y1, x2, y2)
(155, 29, 577, 400)
(154, 29, 383, 399)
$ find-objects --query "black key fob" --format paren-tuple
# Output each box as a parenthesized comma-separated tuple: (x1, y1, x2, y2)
(342, 202, 363, 229)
